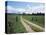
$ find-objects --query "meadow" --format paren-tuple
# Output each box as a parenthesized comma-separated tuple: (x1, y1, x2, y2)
(22, 15, 45, 32)
(7, 14, 45, 33)
(7, 14, 27, 33)
(23, 15, 45, 28)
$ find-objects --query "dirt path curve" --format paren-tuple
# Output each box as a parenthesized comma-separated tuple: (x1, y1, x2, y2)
(23, 18, 44, 31)
(20, 16, 34, 32)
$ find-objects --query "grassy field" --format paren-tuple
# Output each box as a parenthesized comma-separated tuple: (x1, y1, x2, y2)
(7, 14, 45, 33)
(7, 14, 27, 33)
(23, 15, 45, 28)
(22, 15, 45, 32)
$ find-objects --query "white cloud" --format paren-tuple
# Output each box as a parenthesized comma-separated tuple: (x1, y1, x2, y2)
(7, 6, 16, 11)
(7, 6, 19, 13)
(32, 5, 45, 13)
(7, 5, 45, 14)
(7, 6, 26, 13)
(26, 4, 31, 9)
(16, 8, 25, 11)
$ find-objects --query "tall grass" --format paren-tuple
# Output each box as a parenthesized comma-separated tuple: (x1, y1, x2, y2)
(7, 14, 27, 33)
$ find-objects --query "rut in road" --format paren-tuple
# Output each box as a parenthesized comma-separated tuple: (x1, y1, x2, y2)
(20, 16, 34, 32)
(23, 18, 44, 31)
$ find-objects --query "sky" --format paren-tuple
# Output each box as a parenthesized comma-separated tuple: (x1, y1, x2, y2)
(6, 0, 44, 2)
(6, 1, 45, 14)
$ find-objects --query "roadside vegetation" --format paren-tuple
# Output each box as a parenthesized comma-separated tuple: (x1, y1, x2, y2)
(23, 15, 45, 28)
(7, 14, 27, 33)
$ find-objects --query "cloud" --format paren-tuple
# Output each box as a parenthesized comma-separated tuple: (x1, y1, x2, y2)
(7, 6, 26, 13)
(7, 6, 18, 13)
(7, 6, 16, 11)
(7, 5, 45, 14)
(16, 8, 25, 11)
(32, 5, 45, 13)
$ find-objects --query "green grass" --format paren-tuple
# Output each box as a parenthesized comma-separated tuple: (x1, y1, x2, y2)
(23, 15, 45, 28)
(7, 14, 27, 33)
(7, 14, 45, 33)
(22, 15, 45, 32)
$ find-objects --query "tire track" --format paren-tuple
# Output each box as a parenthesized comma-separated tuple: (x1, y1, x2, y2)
(23, 18, 44, 31)
(20, 16, 34, 32)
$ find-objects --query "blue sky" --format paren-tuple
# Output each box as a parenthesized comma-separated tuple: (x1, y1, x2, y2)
(7, 1, 44, 9)
(7, 1, 45, 14)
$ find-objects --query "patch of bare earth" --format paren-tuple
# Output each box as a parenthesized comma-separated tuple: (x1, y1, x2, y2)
(20, 16, 34, 32)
